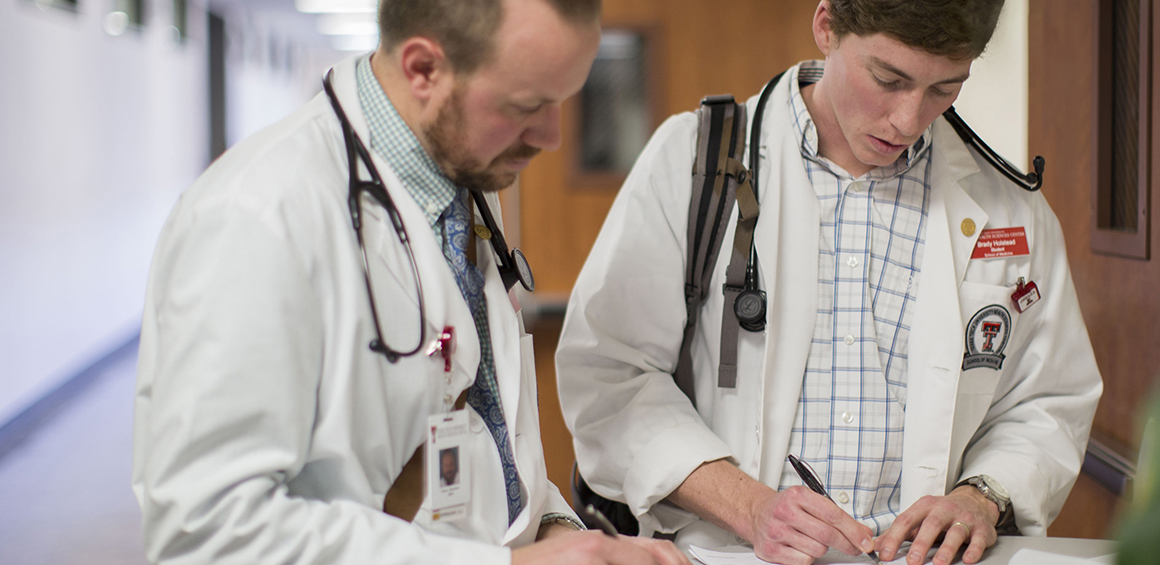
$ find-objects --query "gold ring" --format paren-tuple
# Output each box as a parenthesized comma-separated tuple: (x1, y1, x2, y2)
(953, 522, 971, 536)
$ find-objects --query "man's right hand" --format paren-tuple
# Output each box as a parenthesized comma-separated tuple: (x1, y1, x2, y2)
(511, 529, 690, 565)
(667, 459, 874, 565)
(744, 485, 875, 565)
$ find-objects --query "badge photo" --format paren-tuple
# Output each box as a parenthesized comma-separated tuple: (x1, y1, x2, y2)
(963, 304, 1012, 371)
(427, 411, 471, 522)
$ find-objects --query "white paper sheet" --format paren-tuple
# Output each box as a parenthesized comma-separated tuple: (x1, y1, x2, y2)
(688, 545, 908, 565)
(1007, 548, 1116, 565)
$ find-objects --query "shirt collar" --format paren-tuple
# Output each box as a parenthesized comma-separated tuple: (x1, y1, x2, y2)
(356, 55, 460, 227)
(788, 60, 931, 181)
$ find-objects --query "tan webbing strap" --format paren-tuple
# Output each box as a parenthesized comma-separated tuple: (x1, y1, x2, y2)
(678, 101, 738, 404)
(678, 98, 748, 396)
(717, 155, 754, 388)
(383, 390, 469, 521)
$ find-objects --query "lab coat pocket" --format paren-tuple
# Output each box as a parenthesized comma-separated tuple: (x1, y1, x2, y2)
(957, 281, 1019, 395)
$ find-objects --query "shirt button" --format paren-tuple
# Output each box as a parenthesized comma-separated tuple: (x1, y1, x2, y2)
(426, 202, 441, 215)
(806, 128, 817, 143)
(842, 411, 854, 424)
(847, 256, 859, 268)
(849, 181, 862, 192)
(444, 394, 454, 405)
(837, 491, 850, 504)
(844, 335, 855, 346)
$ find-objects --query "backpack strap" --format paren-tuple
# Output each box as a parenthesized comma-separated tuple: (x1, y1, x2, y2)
(676, 96, 748, 404)
(678, 72, 784, 399)
(717, 71, 781, 387)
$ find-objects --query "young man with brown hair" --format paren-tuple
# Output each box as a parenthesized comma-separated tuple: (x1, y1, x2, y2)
(557, 1, 1102, 564)
(132, 1, 687, 564)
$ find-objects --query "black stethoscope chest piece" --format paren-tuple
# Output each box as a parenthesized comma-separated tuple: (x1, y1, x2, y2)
(469, 191, 534, 293)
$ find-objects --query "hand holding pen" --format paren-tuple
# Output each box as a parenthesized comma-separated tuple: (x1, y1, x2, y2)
(788, 454, 882, 564)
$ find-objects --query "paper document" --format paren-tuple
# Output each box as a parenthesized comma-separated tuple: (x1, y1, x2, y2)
(689, 545, 907, 565)
(1008, 548, 1115, 565)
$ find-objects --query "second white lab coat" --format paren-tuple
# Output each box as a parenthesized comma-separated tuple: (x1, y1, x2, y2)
(132, 56, 575, 565)
(556, 63, 1102, 549)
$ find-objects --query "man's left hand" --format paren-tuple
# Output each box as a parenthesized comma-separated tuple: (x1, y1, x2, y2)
(874, 486, 1000, 565)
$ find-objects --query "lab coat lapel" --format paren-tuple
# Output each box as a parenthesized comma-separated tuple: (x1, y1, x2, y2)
(330, 58, 482, 390)
(474, 192, 523, 439)
(473, 191, 540, 542)
(900, 119, 987, 506)
(749, 78, 820, 486)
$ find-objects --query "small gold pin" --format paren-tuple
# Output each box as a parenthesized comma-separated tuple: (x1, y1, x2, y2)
(961, 218, 976, 237)
(472, 224, 492, 240)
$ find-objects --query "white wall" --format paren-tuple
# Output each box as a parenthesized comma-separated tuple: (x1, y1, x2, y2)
(0, 0, 339, 428)
(0, 0, 210, 426)
(955, 0, 1029, 171)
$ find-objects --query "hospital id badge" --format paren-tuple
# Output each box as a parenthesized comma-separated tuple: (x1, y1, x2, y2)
(427, 411, 471, 522)
(1011, 277, 1040, 313)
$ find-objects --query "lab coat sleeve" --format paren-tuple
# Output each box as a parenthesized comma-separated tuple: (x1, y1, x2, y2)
(134, 191, 509, 565)
(556, 114, 736, 531)
(955, 195, 1102, 535)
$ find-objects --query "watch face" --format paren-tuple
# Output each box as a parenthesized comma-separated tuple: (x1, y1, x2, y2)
(979, 475, 1010, 500)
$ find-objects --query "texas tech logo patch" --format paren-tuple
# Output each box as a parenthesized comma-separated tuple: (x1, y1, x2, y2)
(962, 304, 1011, 370)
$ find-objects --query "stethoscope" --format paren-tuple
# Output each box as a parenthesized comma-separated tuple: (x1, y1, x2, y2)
(321, 70, 535, 362)
(731, 73, 1046, 333)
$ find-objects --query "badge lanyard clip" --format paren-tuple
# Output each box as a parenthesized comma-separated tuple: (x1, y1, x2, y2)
(1011, 277, 1040, 313)
(426, 326, 456, 372)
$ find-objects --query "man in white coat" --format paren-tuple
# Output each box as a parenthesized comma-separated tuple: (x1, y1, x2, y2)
(556, 1, 1102, 565)
(131, 0, 689, 564)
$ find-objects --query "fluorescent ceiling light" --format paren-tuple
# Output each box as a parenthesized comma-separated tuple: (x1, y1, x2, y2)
(296, 0, 376, 14)
(317, 13, 378, 35)
(332, 34, 379, 52)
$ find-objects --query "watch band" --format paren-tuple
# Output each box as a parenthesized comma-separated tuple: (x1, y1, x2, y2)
(955, 475, 1010, 517)
(541, 512, 586, 531)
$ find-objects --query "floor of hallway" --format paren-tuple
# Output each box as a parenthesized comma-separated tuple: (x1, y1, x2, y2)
(0, 344, 148, 564)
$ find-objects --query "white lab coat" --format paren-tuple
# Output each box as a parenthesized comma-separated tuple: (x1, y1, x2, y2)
(556, 63, 1102, 549)
(131, 56, 575, 565)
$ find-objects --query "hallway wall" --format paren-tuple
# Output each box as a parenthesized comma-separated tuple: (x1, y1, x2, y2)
(0, 0, 211, 427)
(0, 0, 339, 428)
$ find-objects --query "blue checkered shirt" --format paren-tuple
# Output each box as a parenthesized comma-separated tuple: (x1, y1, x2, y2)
(356, 56, 458, 241)
(776, 61, 933, 533)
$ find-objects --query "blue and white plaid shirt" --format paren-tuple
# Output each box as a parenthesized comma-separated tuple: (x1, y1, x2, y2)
(776, 61, 933, 533)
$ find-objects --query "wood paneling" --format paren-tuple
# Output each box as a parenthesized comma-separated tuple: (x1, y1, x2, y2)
(531, 315, 575, 496)
(1030, 0, 1160, 536)
(519, 0, 822, 297)
(1048, 473, 1124, 538)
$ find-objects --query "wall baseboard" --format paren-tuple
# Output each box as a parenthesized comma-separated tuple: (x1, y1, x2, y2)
(0, 333, 140, 462)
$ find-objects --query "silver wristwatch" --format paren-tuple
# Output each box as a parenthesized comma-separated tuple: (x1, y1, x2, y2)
(957, 474, 1010, 514)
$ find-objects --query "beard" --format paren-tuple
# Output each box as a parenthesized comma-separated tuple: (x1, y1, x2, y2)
(424, 85, 540, 193)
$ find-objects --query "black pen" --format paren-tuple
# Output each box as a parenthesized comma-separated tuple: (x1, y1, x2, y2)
(788, 454, 882, 565)
(581, 504, 619, 538)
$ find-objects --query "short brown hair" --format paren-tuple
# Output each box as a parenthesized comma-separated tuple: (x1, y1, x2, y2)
(378, 0, 602, 75)
(828, 0, 1005, 59)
